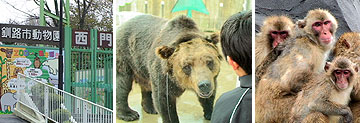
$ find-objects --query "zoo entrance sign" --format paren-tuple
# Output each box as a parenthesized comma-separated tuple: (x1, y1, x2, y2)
(0, 24, 60, 45)
(0, 24, 113, 48)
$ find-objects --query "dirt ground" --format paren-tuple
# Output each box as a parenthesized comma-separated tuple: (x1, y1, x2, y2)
(116, 59, 238, 123)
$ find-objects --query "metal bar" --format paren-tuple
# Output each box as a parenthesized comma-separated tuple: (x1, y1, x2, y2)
(59, 0, 64, 90)
(40, 0, 45, 26)
(71, 48, 93, 52)
(65, 0, 70, 25)
(44, 86, 49, 118)
(20, 73, 112, 112)
(44, 11, 69, 24)
(90, 29, 96, 104)
(64, 26, 72, 93)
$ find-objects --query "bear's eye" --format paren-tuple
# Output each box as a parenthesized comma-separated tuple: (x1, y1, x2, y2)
(182, 65, 192, 75)
(207, 60, 214, 70)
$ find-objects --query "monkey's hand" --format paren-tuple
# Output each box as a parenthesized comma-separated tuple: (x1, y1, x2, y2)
(341, 107, 353, 123)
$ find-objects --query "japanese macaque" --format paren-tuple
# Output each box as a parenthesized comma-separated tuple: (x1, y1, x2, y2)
(333, 32, 360, 122)
(334, 32, 360, 59)
(290, 57, 358, 123)
(255, 16, 295, 68)
(255, 9, 338, 122)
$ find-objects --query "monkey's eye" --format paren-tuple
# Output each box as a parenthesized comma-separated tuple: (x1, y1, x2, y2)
(280, 31, 287, 35)
(271, 31, 278, 34)
(335, 70, 342, 75)
(324, 21, 330, 25)
(314, 22, 322, 27)
(182, 64, 192, 75)
(344, 70, 350, 75)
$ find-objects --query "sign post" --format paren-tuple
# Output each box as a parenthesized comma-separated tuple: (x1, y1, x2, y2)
(59, 0, 64, 90)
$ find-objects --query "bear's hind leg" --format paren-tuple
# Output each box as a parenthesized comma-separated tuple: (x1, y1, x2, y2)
(198, 92, 215, 120)
(116, 68, 139, 121)
(140, 85, 158, 114)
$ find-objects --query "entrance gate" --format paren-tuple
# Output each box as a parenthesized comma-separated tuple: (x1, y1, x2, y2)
(64, 27, 113, 109)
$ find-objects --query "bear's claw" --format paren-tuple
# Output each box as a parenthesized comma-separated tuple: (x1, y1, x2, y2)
(204, 113, 212, 120)
(143, 106, 158, 114)
(117, 109, 140, 121)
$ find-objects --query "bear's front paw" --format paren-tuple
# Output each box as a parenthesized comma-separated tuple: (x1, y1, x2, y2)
(143, 105, 158, 114)
(204, 112, 212, 120)
(117, 109, 140, 121)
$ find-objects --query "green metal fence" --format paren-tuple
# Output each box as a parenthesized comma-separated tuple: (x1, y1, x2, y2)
(64, 26, 113, 109)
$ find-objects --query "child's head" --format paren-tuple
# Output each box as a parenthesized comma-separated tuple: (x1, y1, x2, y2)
(220, 11, 252, 75)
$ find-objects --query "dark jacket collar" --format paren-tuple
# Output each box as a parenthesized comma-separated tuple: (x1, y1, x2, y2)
(238, 75, 252, 88)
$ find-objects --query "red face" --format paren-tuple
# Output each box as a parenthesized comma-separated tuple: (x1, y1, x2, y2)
(312, 20, 333, 44)
(333, 70, 351, 89)
(270, 31, 289, 48)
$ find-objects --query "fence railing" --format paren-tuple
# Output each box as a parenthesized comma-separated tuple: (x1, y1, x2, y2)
(16, 73, 113, 123)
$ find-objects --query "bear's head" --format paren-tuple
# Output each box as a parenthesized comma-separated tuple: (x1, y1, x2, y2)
(156, 33, 222, 98)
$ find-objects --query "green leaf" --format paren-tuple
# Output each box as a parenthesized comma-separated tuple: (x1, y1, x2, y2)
(1, 75, 6, 80)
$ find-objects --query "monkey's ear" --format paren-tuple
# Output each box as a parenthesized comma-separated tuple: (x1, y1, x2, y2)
(342, 39, 351, 49)
(156, 46, 175, 59)
(355, 66, 359, 73)
(296, 20, 306, 29)
(206, 33, 219, 44)
(324, 62, 331, 72)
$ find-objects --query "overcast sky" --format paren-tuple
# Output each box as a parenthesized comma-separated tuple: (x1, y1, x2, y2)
(0, 0, 57, 24)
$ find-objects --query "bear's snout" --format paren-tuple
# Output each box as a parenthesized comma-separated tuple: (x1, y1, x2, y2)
(198, 80, 213, 98)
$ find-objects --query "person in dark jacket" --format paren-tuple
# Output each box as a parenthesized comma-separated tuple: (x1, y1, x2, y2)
(211, 11, 252, 123)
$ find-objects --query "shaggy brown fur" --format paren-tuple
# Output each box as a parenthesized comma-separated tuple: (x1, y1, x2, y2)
(116, 14, 221, 123)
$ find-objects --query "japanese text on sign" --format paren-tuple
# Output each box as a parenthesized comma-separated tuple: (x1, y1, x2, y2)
(0, 24, 60, 45)
(98, 32, 112, 48)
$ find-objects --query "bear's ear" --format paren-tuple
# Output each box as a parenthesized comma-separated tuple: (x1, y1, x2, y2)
(156, 46, 175, 59)
(206, 33, 219, 45)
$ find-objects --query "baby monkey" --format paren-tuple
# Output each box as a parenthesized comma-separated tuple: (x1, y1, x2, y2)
(290, 57, 358, 123)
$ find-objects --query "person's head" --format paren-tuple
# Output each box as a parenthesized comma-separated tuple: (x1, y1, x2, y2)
(220, 11, 252, 76)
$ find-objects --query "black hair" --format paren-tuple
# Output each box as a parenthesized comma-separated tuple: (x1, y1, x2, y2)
(220, 10, 252, 74)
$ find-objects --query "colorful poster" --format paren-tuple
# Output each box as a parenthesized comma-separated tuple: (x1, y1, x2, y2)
(0, 46, 59, 113)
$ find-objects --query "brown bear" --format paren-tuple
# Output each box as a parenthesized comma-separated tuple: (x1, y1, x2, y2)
(116, 14, 222, 123)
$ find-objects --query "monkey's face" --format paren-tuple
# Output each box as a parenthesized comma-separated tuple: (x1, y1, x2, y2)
(269, 30, 289, 48)
(333, 69, 352, 89)
(304, 9, 338, 48)
(262, 16, 294, 48)
(312, 20, 333, 45)
(326, 57, 358, 90)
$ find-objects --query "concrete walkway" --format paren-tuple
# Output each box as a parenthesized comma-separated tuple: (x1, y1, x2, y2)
(0, 114, 29, 123)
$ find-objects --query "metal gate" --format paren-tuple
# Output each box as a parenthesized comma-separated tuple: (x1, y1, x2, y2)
(64, 26, 113, 109)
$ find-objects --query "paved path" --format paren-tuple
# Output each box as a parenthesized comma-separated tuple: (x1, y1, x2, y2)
(0, 114, 29, 123)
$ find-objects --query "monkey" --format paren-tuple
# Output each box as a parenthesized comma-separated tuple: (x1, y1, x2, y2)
(255, 16, 295, 68)
(333, 32, 360, 60)
(255, 16, 295, 85)
(289, 57, 358, 123)
(255, 9, 338, 122)
(333, 32, 360, 122)
(255, 19, 313, 84)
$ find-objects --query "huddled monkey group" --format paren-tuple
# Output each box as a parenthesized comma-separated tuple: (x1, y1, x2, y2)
(255, 9, 360, 123)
